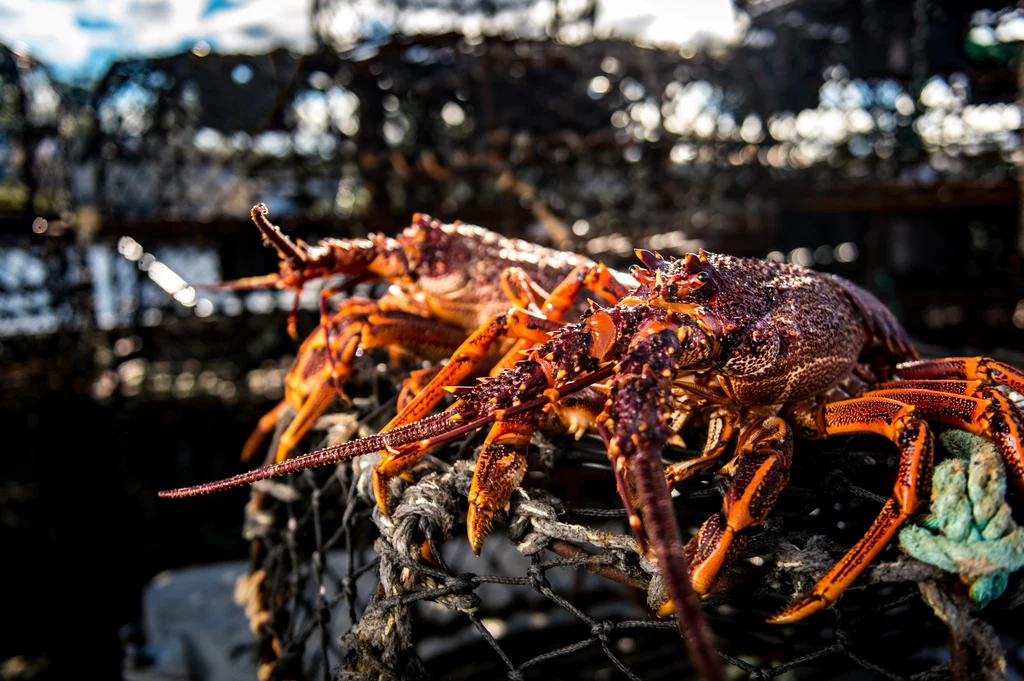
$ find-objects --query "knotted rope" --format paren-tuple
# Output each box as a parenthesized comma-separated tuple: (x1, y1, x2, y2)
(899, 429, 1024, 608)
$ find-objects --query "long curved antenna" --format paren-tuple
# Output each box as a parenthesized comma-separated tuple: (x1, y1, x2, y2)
(190, 273, 283, 291)
(159, 366, 616, 498)
(159, 411, 455, 498)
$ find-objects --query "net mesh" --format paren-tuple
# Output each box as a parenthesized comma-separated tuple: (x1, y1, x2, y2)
(232, 363, 1024, 681)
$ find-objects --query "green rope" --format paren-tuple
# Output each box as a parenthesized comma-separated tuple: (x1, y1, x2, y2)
(898, 429, 1024, 608)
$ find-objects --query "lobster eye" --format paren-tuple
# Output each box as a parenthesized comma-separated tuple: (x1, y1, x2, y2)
(696, 272, 710, 283)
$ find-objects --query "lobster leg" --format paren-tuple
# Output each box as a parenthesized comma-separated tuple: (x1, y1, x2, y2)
(159, 298, 616, 501)
(468, 385, 615, 552)
(240, 400, 293, 463)
(381, 261, 627, 443)
(864, 385, 1024, 487)
(370, 364, 617, 512)
(489, 262, 632, 377)
(464, 264, 632, 550)
(397, 365, 444, 411)
(370, 308, 560, 510)
(684, 416, 793, 596)
(665, 409, 738, 487)
(466, 413, 537, 553)
(273, 310, 467, 462)
(770, 397, 934, 623)
(317, 276, 375, 396)
(891, 356, 1024, 396)
(244, 302, 470, 463)
(241, 298, 380, 461)
(373, 264, 628, 522)
(381, 309, 551, 431)
(540, 261, 632, 317)
(270, 382, 340, 463)
(241, 317, 341, 462)
(500, 267, 550, 310)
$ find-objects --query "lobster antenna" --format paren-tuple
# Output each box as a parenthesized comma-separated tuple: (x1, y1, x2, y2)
(158, 411, 455, 498)
(251, 203, 309, 266)
(159, 366, 618, 499)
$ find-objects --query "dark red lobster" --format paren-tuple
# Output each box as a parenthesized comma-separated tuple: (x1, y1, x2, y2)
(165, 247, 1024, 681)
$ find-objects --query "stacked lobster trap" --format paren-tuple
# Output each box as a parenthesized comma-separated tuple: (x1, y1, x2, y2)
(4, 1, 1024, 679)
(162, 207, 1024, 681)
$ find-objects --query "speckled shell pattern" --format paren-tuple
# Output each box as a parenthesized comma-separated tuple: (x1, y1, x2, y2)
(700, 253, 915, 405)
(397, 218, 592, 328)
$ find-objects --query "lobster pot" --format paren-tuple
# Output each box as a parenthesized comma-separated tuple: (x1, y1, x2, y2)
(231, 364, 1023, 681)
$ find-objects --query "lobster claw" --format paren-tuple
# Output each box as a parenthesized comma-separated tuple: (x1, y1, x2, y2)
(635, 249, 667, 271)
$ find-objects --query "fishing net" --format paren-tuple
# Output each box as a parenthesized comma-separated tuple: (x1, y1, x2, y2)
(231, 360, 1024, 681)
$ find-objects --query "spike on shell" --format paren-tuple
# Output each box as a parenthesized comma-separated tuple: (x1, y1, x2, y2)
(635, 249, 667, 271)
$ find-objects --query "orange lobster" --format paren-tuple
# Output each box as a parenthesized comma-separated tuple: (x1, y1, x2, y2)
(222, 204, 634, 464)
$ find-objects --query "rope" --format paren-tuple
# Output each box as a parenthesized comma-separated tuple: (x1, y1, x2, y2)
(899, 430, 1024, 608)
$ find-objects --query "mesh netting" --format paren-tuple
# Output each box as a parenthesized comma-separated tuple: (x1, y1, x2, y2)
(234, 363, 1023, 681)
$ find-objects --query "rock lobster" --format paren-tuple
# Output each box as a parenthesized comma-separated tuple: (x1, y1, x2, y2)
(165, 246, 1024, 681)
(220, 204, 633, 464)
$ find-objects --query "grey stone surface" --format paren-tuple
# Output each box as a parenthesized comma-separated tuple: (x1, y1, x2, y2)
(126, 560, 255, 681)
(127, 549, 383, 681)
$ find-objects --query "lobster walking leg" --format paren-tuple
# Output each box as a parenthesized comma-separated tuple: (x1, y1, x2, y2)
(370, 308, 560, 509)
(271, 382, 346, 463)
(466, 413, 537, 554)
(244, 301, 471, 463)
(372, 263, 629, 519)
(384, 263, 617, 439)
(489, 262, 632, 376)
(382, 312, 526, 431)
(499, 267, 550, 310)
(891, 356, 1024, 396)
(665, 409, 738, 487)
(397, 364, 445, 411)
(465, 264, 632, 550)
(241, 400, 293, 463)
(317, 276, 375, 397)
(865, 385, 1024, 487)
(685, 416, 793, 596)
(770, 397, 934, 623)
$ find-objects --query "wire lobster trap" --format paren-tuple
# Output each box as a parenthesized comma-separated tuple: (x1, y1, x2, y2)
(229, 358, 1024, 681)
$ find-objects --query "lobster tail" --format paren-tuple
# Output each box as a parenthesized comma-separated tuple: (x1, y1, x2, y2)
(832, 275, 917, 366)
(158, 411, 458, 498)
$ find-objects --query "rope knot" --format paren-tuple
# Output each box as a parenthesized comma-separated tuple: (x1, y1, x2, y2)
(590, 620, 613, 642)
(899, 430, 1024, 608)
(527, 564, 551, 593)
(449, 572, 477, 593)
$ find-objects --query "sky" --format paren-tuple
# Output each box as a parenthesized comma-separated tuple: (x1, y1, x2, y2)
(0, 0, 743, 85)
(0, 0, 317, 83)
